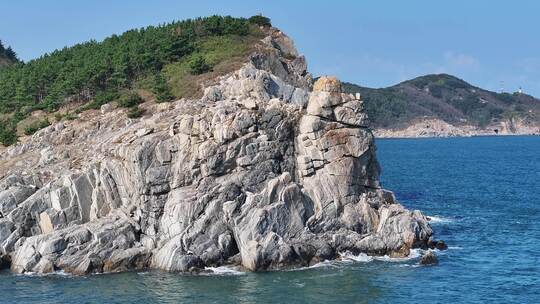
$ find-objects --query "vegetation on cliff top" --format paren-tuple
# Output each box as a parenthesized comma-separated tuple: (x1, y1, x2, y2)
(0, 40, 19, 68)
(0, 15, 270, 145)
(343, 74, 540, 129)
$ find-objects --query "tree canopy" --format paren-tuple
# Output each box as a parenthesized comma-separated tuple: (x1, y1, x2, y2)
(0, 40, 19, 68)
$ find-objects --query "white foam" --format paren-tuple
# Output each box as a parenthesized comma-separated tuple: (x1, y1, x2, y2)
(396, 263, 421, 268)
(373, 248, 423, 262)
(290, 248, 431, 272)
(427, 215, 454, 224)
(17, 270, 72, 278)
(340, 252, 374, 263)
(51, 270, 72, 277)
(203, 266, 245, 276)
(16, 271, 37, 277)
(307, 260, 339, 269)
(289, 260, 341, 271)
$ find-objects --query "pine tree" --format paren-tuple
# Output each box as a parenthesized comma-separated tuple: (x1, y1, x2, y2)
(5, 47, 18, 61)
(153, 73, 175, 103)
(189, 54, 211, 75)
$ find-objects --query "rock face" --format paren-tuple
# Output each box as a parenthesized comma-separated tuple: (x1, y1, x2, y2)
(0, 29, 435, 274)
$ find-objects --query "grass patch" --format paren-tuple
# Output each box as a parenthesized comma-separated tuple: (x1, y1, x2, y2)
(54, 112, 78, 122)
(75, 91, 120, 113)
(163, 31, 262, 99)
(23, 118, 50, 135)
(127, 106, 145, 119)
(117, 91, 144, 108)
(0, 114, 18, 145)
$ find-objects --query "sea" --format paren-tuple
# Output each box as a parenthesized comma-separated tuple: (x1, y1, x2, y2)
(1, 136, 539, 303)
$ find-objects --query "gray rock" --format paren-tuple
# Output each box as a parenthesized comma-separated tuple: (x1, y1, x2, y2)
(0, 219, 15, 244)
(101, 103, 114, 114)
(0, 29, 436, 275)
(420, 251, 438, 265)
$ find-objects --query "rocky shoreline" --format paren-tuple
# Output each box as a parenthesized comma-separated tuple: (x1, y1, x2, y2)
(374, 118, 539, 138)
(0, 29, 440, 275)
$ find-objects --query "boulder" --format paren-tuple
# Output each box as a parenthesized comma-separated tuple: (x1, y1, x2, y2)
(420, 251, 438, 265)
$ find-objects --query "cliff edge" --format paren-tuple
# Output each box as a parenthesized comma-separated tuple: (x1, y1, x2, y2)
(0, 29, 438, 274)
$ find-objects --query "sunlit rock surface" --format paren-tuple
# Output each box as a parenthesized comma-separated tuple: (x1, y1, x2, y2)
(0, 29, 435, 274)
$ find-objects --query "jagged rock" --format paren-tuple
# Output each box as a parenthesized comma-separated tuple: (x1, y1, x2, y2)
(0, 28, 436, 275)
(11, 213, 143, 274)
(0, 219, 14, 244)
(135, 128, 154, 137)
(101, 103, 114, 114)
(420, 251, 438, 265)
(428, 239, 448, 250)
(312, 76, 341, 93)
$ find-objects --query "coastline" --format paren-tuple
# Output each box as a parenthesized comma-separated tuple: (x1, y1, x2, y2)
(375, 132, 540, 139)
(373, 118, 539, 139)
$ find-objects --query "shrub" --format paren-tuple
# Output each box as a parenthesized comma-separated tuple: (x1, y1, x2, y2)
(248, 15, 272, 27)
(95, 91, 121, 106)
(0, 129, 17, 146)
(189, 55, 211, 75)
(0, 119, 17, 146)
(153, 73, 175, 103)
(54, 112, 77, 122)
(117, 91, 143, 108)
(24, 118, 50, 135)
(127, 106, 145, 118)
(64, 113, 77, 120)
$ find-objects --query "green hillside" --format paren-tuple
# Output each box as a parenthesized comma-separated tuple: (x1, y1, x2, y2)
(0, 40, 19, 68)
(343, 74, 540, 129)
(0, 15, 271, 146)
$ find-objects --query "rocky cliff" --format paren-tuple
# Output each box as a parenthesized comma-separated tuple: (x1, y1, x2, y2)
(0, 29, 437, 275)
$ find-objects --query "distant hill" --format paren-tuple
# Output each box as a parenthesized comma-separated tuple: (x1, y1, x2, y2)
(342, 74, 540, 129)
(0, 40, 19, 68)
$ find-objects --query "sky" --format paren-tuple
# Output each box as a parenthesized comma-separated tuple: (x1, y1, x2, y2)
(1, 0, 539, 96)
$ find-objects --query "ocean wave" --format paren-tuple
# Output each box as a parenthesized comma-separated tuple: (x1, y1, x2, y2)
(340, 252, 374, 263)
(17, 270, 73, 278)
(288, 260, 341, 271)
(427, 215, 454, 224)
(304, 260, 340, 270)
(372, 248, 423, 262)
(202, 266, 245, 276)
(338, 248, 423, 264)
(396, 264, 421, 268)
(155, 249, 429, 275)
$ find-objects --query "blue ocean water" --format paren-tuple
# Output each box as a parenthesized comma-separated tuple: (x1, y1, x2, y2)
(1, 136, 539, 303)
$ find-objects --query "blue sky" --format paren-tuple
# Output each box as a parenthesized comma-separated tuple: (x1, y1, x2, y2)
(2, 0, 539, 96)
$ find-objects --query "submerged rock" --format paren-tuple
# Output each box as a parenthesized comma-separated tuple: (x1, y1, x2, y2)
(0, 28, 436, 274)
(428, 239, 448, 251)
(420, 251, 438, 265)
